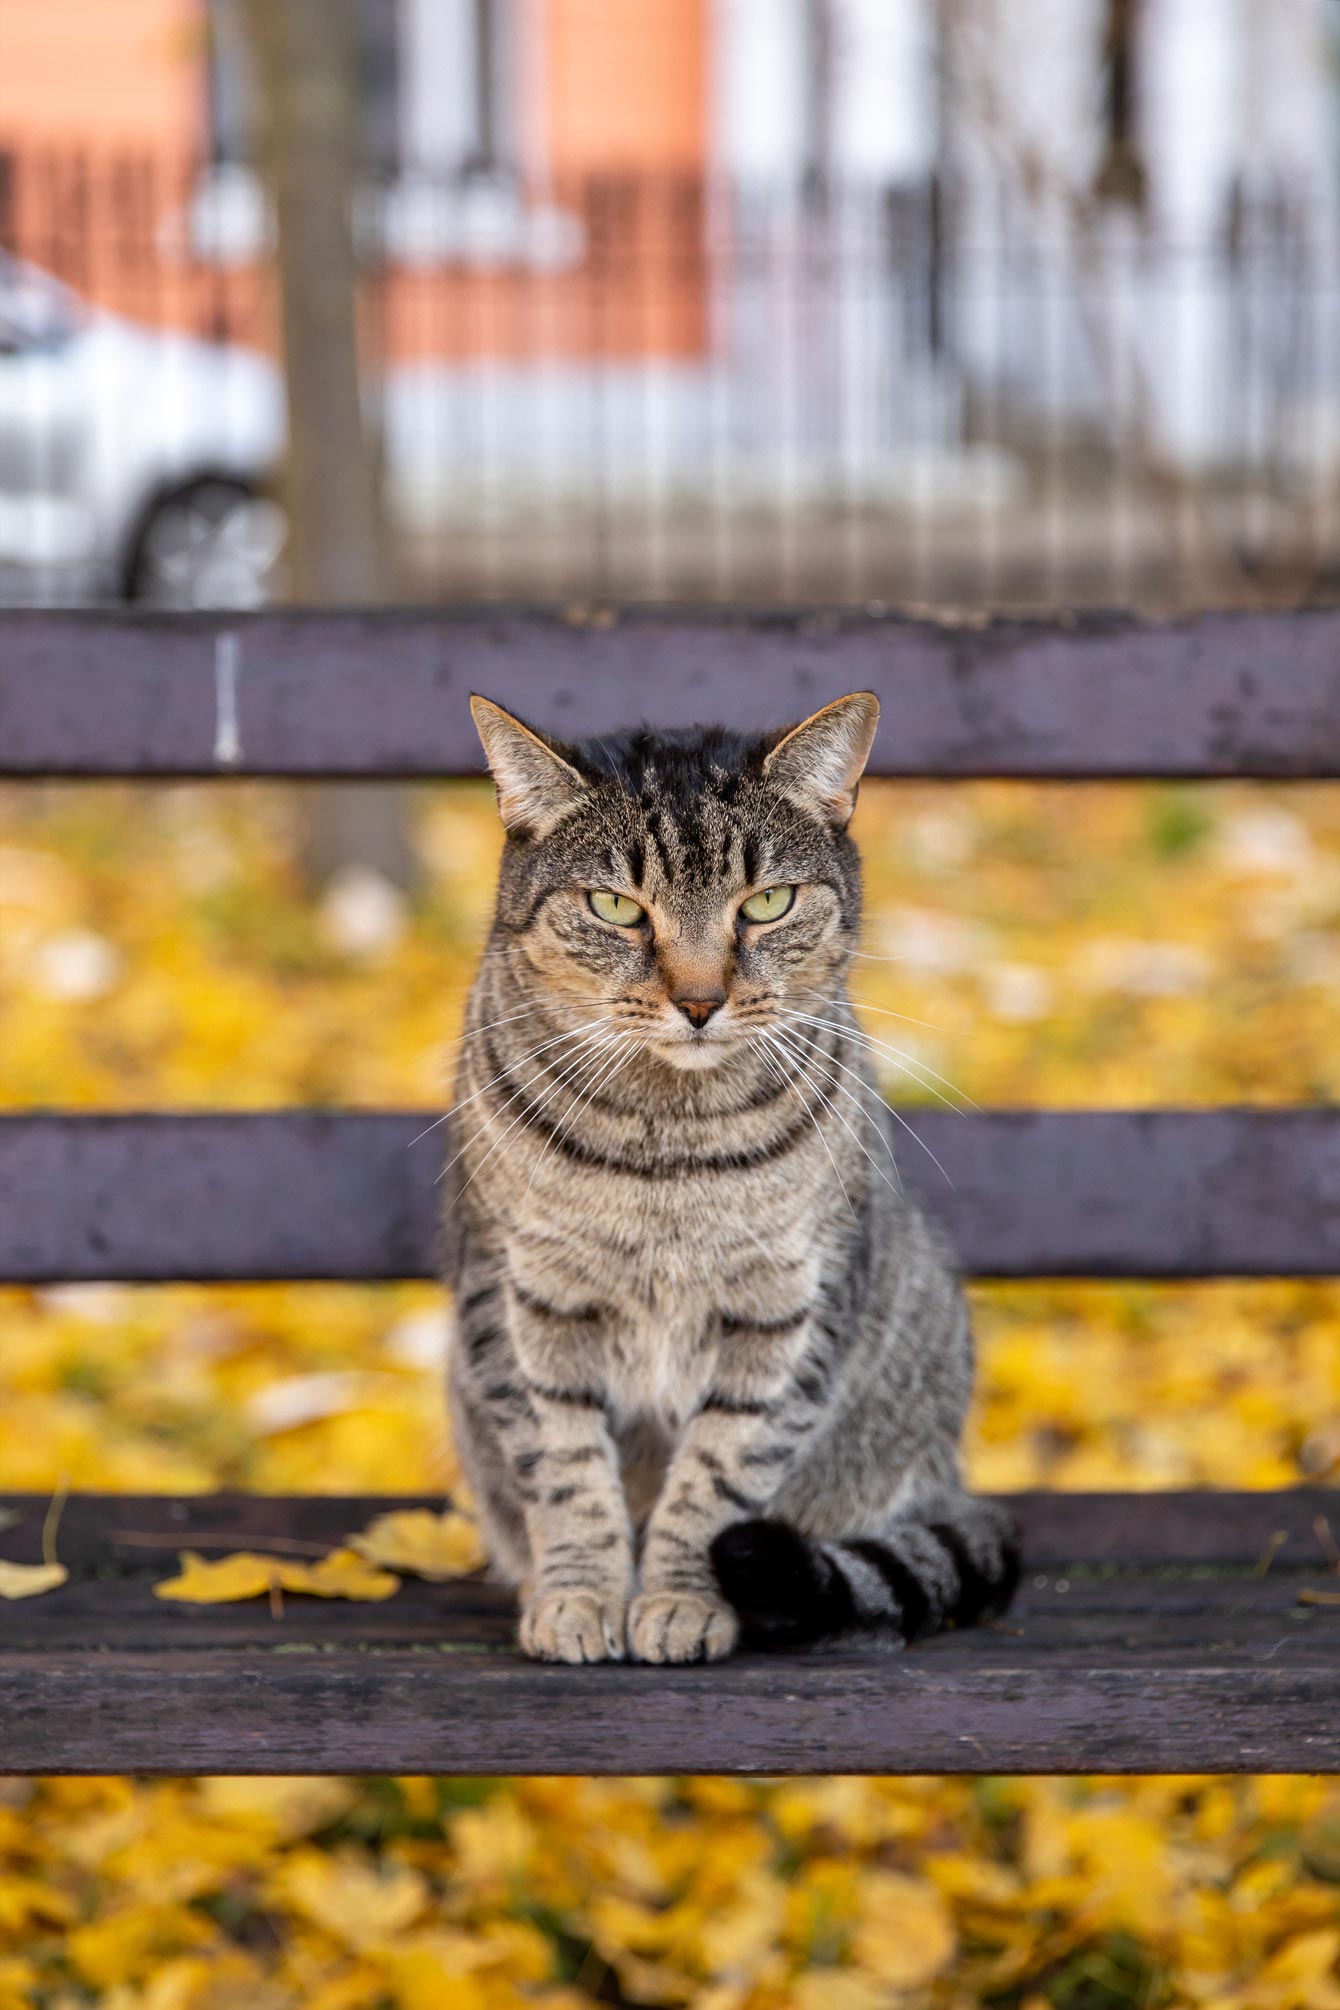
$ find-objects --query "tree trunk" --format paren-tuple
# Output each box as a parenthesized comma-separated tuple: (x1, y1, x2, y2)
(244, 0, 412, 888)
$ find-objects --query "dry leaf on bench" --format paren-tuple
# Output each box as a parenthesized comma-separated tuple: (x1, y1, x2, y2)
(155, 1551, 285, 1604)
(156, 1547, 399, 1606)
(0, 1560, 68, 1600)
(350, 1507, 485, 1580)
(0, 1481, 68, 1599)
(288, 1547, 400, 1601)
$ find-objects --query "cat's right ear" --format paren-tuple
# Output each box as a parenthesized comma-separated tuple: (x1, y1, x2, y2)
(470, 695, 588, 839)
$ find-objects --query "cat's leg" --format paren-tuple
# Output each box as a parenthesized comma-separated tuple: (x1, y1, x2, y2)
(629, 1299, 825, 1664)
(452, 1262, 633, 1659)
(490, 1277, 635, 1664)
(447, 1342, 530, 1584)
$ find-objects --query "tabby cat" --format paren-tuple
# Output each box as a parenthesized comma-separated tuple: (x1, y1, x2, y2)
(444, 690, 1018, 1664)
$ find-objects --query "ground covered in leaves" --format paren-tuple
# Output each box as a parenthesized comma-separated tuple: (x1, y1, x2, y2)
(0, 776, 1337, 2007)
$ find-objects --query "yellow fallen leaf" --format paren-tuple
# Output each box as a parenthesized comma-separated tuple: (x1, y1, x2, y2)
(850, 1870, 956, 1990)
(198, 1777, 359, 1842)
(0, 1958, 39, 2010)
(1264, 1926, 1340, 1991)
(284, 1547, 399, 1602)
(271, 1848, 429, 1949)
(350, 1507, 484, 1579)
(386, 1941, 491, 2010)
(0, 1479, 69, 1599)
(698, 1870, 787, 1971)
(68, 1897, 214, 1988)
(155, 1552, 284, 1605)
(793, 1975, 889, 2010)
(0, 1560, 67, 1600)
(155, 1548, 399, 1606)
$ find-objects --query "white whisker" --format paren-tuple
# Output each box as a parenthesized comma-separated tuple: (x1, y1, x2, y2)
(439, 1026, 615, 1189)
(751, 1034, 856, 1221)
(437, 1003, 547, 1054)
(438, 1034, 603, 1189)
(779, 1016, 956, 1187)
(787, 1006, 977, 1114)
(804, 984, 944, 1036)
(451, 1032, 622, 1201)
(773, 1019, 905, 1183)
(877, 1099, 955, 1191)
(410, 1015, 609, 1147)
(518, 1031, 640, 1211)
(766, 1027, 905, 1203)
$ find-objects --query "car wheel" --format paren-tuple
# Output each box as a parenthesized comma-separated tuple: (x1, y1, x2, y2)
(122, 476, 288, 609)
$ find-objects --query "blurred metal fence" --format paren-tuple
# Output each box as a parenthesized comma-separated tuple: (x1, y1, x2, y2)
(2, 145, 1338, 609)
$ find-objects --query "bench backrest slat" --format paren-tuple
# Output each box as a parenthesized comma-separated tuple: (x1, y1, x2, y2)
(4, 608, 1340, 779)
(5, 610, 1336, 1289)
(1, 1110, 1335, 1282)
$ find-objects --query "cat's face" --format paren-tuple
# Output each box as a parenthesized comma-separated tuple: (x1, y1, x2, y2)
(471, 693, 878, 1071)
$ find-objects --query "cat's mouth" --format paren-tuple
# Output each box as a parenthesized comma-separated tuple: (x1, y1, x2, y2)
(649, 1027, 740, 1072)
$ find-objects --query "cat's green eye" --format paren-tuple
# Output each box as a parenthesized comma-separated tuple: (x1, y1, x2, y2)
(740, 884, 796, 924)
(588, 889, 646, 927)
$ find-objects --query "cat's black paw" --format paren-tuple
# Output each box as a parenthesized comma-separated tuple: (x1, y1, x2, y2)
(710, 1518, 856, 1649)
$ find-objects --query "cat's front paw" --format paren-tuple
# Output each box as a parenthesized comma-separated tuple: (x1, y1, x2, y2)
(628, 1590, 739, 1664)
(519, 1588, 627, 1663)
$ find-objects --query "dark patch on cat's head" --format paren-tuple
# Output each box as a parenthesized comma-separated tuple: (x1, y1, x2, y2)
(469, 694, 879, 1070)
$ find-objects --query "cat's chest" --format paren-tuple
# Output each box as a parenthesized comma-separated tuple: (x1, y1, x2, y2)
(522, 1194, 813, 1423)
(602, 1288, 716, 1425)
(531, 1176, 813, 1301)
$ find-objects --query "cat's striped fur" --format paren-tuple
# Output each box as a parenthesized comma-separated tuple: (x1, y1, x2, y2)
(443, 692, 1018, 1664)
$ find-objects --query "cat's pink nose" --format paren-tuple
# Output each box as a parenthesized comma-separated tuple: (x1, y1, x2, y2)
(674, 994, 725, 1029)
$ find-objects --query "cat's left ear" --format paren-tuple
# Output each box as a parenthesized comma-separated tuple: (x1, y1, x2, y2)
(470, 695, 588, 838)
(762, 692, 880, 827)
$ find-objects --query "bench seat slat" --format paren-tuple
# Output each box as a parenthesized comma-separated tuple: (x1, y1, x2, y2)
(7, 1489, 1334, 1574)
(0, 1567, 1320, 1651)
(0, 1491, 1336, 1775)
(4, 608, 1340, 779)
(1, 1109, 1336, 1281)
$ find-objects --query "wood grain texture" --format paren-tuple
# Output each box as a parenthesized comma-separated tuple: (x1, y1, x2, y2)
(4, 607, 1340, 778)
(1, 1492, 1337, 1774)
(2, 1108, 1336, 1282)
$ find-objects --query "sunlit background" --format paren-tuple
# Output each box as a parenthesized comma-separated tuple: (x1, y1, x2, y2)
(2, 4, 1339, 2007)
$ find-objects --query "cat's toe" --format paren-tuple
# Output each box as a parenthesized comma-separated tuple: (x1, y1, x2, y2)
(628, 1590, 739, 1664)
(519, 1588, 626, 1663)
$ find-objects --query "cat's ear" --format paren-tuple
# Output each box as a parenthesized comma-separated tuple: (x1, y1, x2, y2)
(470, 695, 588, 838)
(762, 692, 880, 827)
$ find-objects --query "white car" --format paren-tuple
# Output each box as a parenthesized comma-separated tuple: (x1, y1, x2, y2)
(0, 252, 287, 606)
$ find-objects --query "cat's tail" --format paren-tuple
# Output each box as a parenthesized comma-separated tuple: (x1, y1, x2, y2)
(710, 1493, 1020, 1651)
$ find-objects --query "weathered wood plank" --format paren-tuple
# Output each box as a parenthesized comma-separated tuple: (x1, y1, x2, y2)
(0, 1563, 1319, 1654)
(3, 607, 1340, 779)
(1, 1109, 1336, 1282)
(4, 1652, 1339, 1775)
(3, 1489, 1335, 1575)
(1, 1492, 1337, 1774)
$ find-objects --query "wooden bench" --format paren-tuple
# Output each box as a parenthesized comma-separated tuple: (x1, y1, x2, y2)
(2, 606, 1338, 1777)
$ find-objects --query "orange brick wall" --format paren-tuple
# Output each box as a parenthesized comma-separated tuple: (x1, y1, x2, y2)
(0, 0, 709, 365)
(544, 0, 708, 174)
(0, 0, 203, 151)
